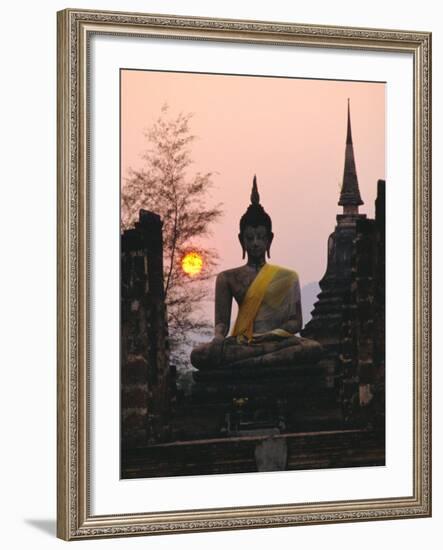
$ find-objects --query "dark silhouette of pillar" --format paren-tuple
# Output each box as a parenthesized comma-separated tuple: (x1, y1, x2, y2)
(121, 210, 172, 452)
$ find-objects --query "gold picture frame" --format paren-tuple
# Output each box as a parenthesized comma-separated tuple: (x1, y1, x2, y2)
(57, 8, 431, 540)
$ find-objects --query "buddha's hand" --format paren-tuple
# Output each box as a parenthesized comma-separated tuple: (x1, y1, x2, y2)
(252, 329, 293, 343)
(206, 334, 225, 367)
(252, 332, 279, 343)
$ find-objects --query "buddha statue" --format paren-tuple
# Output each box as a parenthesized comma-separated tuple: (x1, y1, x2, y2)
(191, 176, 323, 371)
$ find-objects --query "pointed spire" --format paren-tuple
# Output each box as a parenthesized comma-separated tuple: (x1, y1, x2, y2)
(338, 99, 363, 209)
(251, 174, 260, 205)
(346, 98, 353, 144)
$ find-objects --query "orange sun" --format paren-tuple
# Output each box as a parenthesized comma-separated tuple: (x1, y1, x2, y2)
(181, 252, 203, 276)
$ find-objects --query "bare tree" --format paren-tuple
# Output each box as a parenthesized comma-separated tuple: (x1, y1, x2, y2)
(122, 105, 223, 368)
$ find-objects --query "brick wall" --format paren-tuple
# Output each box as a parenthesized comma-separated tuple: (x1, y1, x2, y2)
(121, 210, 172, 451)
(339, 180, 385, 426)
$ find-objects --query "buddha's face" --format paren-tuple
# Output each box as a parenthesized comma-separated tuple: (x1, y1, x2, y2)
(239, 225, 273, 260)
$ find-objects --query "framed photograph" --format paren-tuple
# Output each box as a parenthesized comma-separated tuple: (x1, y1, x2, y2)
(57, 8, 431, 540)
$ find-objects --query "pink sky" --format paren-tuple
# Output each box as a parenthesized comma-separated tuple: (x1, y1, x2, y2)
(121, 69, 385, 304)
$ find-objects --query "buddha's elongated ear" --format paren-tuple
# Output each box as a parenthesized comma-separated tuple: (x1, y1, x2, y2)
(266, 232, 274, 258)
(238, 233, 246, 259)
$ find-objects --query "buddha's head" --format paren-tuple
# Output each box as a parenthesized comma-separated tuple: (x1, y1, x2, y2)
(239, 176, 274, 260)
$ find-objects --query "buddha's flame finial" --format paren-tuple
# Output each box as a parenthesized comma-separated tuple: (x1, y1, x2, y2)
(251, 175, 260, 205)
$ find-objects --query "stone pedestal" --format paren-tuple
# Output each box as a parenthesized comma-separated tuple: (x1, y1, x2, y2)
(191, 360, 341, 435)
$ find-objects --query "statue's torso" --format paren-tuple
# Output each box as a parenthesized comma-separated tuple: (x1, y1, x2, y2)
(220, 264, 300, 334)
(222, 265, 261, 306)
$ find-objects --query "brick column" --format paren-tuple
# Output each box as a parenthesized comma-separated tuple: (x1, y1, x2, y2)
(121, 210, 172, 450)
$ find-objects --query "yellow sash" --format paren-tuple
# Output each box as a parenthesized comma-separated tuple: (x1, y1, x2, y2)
(231, 263, 280, 342)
